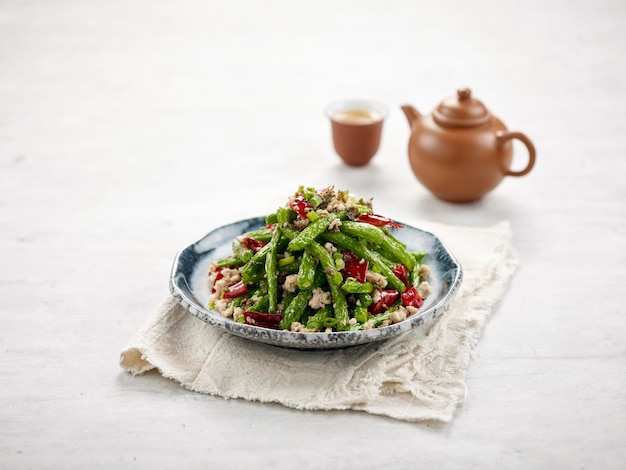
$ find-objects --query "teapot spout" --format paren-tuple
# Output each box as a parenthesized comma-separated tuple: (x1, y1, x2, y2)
(401, 105, 421, 128)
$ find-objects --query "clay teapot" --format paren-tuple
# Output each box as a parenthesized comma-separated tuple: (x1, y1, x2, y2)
(401, 88, 536, 203)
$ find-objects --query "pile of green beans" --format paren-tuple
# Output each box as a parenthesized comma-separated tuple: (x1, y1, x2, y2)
(209, 187, 427, 332)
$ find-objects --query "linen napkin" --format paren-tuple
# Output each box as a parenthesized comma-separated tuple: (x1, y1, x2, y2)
(120, 221, 518, 422)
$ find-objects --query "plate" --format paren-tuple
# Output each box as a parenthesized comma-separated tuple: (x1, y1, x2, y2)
(169, 217, 463, 350)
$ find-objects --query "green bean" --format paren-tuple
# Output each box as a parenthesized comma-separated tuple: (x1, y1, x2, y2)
(281, 291, 296, 311)
(276, 210, 301, 244)
(279, 289, 311, 330)
(248, 294, 269, 313)
(278, 257, 301, 274)
(297, 252, 317, 289)
(354, 306, 369, 324)
(215, 255, 247, 268)
(410, 251, 427, 285)
(327, 277, 349, 330)
(241, 242, 271, 283)
(276, 207, 295, 227)
(265, 212, 278, 225)
(279, 225, 298, 240)
(339, 221, 385, 245)
(305, 306, 332, 331)
(241, 227, 274, 242)
(382, 227, 407, 247)
(221, 239, 250, 266)
(409, 258, 420, 286)
(341, 279, 374, 294)
(237, 248, 255, 263)
(357, 293, 373, 308)
(380, 233, 416, 271)
(288, 213, 339, 251)
(321, 232, 405, 291)
(265, 228, 280, 313)
(241, 270, 264, 284)
(311, 262, 327, 288)
(307, 241, 342, 286)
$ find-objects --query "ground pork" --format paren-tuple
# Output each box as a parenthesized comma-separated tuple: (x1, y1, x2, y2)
(212, 299, 232, 316)
(308, 287, 331, 309)
(292, 218, 309, 230)
(290, 322, 312, 332)
(390, 307, 408, 324)
(417, 281, 432, 298)
(328, 218, 342, 232)
(283, 274, 299, 293)
(326, 200, 346, 213)
(324, 242, 337, 254)
(233, 309, 244, 322)
(406, 305, 419, 316)
(208, 267, 241, 300)
(366, 270, 388, 289)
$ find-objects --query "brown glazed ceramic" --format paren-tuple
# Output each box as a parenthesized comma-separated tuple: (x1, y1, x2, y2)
(326, 100, 387, 166)
(401, 88, 536, 202)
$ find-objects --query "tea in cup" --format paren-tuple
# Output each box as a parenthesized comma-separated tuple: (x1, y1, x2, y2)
(326, 100, 387, 166)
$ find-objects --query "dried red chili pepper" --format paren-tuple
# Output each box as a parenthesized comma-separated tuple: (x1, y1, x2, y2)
(341, 251, 368, 283)
(401, 285, 424, 309)
(289, 196, 310, 219)
(369, 289, 399, 314)
(223, 280, 248, 299)
(244, 312, 282, 329)
(357, 213, 403, 228)
(392, 264, 409, 286)
(240, 237, 267, 252)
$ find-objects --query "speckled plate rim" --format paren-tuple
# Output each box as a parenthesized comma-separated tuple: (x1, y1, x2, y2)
(169, 216, 463, 350)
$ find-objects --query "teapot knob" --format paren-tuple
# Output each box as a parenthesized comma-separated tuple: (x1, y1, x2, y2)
(457, 88, 472, 101)
(433, 87, 490, 127)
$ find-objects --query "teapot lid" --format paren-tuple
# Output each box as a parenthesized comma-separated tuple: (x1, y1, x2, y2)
(433, 88, 491, 128)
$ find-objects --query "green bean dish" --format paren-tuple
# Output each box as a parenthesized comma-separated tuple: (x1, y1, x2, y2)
(208, 187, 432, 332)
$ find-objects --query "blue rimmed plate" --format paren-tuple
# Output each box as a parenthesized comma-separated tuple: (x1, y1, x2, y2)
(169, 217, 462, 350)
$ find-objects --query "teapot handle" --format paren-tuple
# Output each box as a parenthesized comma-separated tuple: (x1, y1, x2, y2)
(496, 131, 536, 177)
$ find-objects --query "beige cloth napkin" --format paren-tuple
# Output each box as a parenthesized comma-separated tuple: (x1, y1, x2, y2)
(120, 221, 518, 422)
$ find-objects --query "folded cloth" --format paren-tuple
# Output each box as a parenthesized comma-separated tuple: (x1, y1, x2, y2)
(120, 221, 518, 422)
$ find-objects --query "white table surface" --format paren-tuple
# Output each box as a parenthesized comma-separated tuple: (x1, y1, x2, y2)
(1, 0, 625, 468)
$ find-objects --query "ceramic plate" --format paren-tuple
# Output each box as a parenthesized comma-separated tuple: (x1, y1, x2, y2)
(169, 217, 463, 350)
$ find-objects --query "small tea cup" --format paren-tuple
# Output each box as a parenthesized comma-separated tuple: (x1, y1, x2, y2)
(326, 100, 387, 166)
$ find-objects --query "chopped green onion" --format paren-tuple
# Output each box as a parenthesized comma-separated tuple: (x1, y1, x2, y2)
(310, 195, 323, 208)
(278, 255, 296, 266)
(307, 211, 320, 222)
(333, 252, 345, 270)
